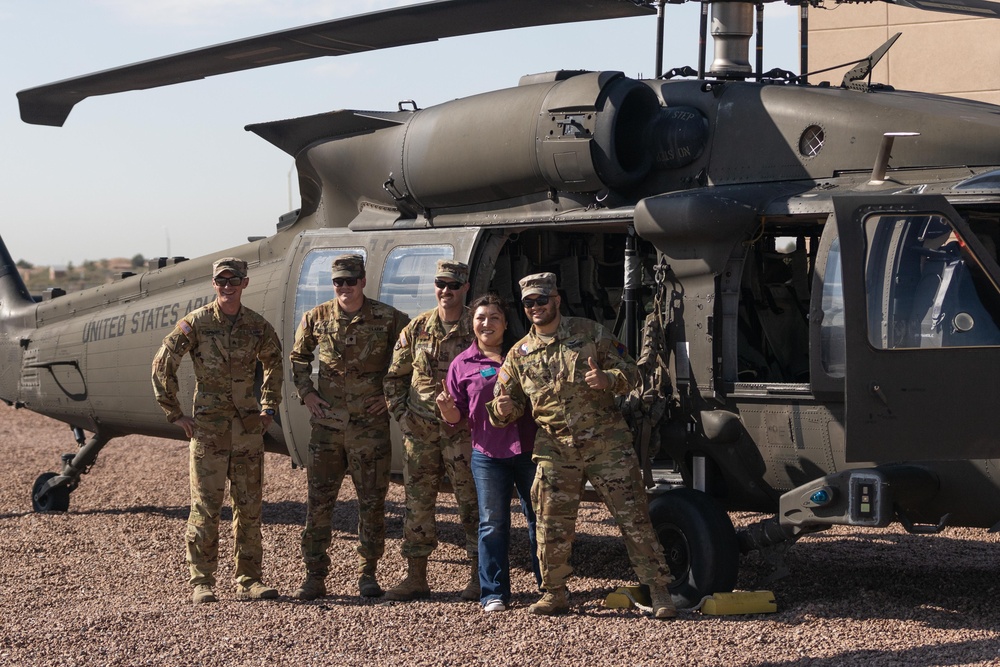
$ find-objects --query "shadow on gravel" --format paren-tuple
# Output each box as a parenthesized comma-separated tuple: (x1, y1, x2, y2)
(739, 529, 1000, 633)
(752, 636, 1000, 667)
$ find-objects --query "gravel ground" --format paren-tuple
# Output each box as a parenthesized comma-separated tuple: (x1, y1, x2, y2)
(3, 402, 1000, 666)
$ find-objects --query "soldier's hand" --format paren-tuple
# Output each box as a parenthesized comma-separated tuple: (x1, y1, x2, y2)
(365, 395, 388, 415)
(585, 356, 610, 390)
(303, 392, 331, 419)
(494, 383, 514, 417)
(436, 380, 460, 424)
(174, 415, 195, 439)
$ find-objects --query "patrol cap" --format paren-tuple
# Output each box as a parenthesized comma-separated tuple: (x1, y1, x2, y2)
(435, 259, 469, 284)
(331, 254, 366, 280)
(212, 257, 247, 279)
(519, 272, 557, 298)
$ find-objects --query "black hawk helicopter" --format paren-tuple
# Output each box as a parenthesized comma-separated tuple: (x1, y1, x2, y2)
(4, 0, 1000, 607)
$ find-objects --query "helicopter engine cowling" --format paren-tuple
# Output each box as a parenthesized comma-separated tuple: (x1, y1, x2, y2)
(399, 71, 661, 209)
(307, 71, 663, 217)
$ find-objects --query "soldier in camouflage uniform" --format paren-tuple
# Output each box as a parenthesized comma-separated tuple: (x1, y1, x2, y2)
(288, 255, 409, 601)
(382, 259, 480, 602)
(151, 257, 283, 605)
(487, 272, 676, 619)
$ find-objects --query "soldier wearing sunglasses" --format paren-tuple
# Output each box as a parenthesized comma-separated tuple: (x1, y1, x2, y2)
(152, 257, 283, 605)
(383, 259, 480, 602)
(288, 254, 409, 601)
(486, 272, 677, 620)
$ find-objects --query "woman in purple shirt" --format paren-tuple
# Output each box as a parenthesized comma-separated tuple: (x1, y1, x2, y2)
(437, 293, 541, 612)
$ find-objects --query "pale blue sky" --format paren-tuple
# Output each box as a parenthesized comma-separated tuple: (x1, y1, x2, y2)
(2, 0, 798, 266)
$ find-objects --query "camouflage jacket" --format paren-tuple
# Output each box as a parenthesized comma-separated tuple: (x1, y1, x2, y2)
(486, 316, 638, 448)
(384, 307, 474, 422)
(151, 300, 283, 434)
(290, 297, 409, 421)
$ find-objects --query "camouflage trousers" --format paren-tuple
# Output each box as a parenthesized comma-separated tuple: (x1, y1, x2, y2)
(531, 436, 672, 591)
(399, 411, 479, 559)
(301, 417, 391, 577)
(186, 417, 264, 587)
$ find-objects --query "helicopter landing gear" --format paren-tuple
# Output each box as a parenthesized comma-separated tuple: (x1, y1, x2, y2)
(31, 471, 71, 512)
(649, 487, 740, 609)
(30, 428, 113, 514)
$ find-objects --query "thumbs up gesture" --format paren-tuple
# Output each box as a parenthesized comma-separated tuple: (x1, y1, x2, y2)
(494, 381, 514, 417)
(585, 356, 610, 390)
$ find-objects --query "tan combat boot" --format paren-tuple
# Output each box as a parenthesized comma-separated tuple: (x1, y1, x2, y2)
(459, 559, 480, 601)
(649, 585, 678, 620)
(192, 584, 217, 605)
(383, 557, 431, 601)
(527, 588, 569, 615)
(357, 559, 384, 598)
(292, 574, 327, 601)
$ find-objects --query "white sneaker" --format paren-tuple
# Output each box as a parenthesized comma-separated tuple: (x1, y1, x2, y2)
(483, 599, 506, 612)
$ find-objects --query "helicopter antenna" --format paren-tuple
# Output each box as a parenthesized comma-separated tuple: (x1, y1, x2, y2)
(697, 1, 709, 78)
(800, 3, 809, 82)
(755, 3, 764, 82)
(842, 33, 902, 91)
(655, 0, 666, 77)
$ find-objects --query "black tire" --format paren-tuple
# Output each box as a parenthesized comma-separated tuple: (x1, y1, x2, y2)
(32, 472, 70, 513)
(649, 487, 739, 609)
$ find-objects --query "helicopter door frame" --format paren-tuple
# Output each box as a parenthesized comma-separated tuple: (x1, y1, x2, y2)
(836, 194, 1000, 462)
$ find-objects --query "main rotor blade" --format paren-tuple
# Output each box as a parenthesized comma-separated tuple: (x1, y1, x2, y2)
(17, 0, 654, 127)
(886, 0, 1000, 17)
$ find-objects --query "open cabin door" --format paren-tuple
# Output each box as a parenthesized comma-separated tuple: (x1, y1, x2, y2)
(836, 195, 1000, 462)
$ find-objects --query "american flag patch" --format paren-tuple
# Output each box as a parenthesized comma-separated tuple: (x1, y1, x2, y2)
(179, 321, 193, 335)
(498, 368, 510, 385)
(395, 331, 409, 350)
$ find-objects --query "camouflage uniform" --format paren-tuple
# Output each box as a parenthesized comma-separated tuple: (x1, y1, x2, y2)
(290, 292, 409, 579)
(383, 304, 479, 560)
(487, 296, 671, 594)
(151, 268, 282, 589)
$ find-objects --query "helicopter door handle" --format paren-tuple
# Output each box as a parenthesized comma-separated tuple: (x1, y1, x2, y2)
(870, 383, 888, 406)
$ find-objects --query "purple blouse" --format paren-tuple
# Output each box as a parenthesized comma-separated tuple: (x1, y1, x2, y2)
(446, 341, 537, 458)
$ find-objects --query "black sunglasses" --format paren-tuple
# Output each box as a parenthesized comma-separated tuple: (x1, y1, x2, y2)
(213, 276, 244, 286)
(521, 295, 550, 308)
(435, 279, 463, 291)
(332, 277, 359, 287)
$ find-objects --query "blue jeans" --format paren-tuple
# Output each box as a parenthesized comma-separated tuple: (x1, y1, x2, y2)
(470, 449, 542, 606)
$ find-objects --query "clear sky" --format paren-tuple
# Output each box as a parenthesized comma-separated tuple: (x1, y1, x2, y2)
(2, 0, 799, 267)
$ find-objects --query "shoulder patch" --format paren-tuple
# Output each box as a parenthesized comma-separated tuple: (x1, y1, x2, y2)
(614, 341, 627, 357)
(518, 343, 530, 357)
(179, 321, 193, 335)
(498, 368, 511, 385)
(395, 330, 409, 350)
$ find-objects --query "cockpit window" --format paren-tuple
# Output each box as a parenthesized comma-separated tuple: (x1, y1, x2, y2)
(820, 237, 845, 377)
(863, 214, 1000, 349)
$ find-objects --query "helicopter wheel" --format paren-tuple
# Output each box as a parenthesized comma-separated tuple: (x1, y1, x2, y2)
(31, 472, 71, 513)
(649, 487, 739, 609)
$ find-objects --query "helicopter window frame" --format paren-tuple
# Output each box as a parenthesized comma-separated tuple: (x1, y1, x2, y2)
(862, 212, 1000, 350)
(293, 247, 367, 328)
(378, 244, 454, 317)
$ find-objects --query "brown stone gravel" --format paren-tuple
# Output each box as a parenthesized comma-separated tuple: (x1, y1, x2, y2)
(2, 402, 1000, 666)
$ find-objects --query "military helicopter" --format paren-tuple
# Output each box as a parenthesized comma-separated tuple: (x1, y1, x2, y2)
(5, 0, 1000, 608)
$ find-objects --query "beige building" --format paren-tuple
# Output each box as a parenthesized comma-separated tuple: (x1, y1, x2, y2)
(806, 5, 999, 105)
